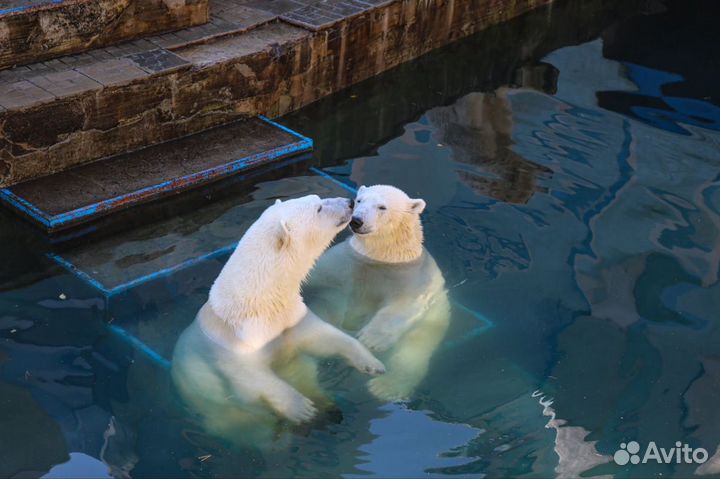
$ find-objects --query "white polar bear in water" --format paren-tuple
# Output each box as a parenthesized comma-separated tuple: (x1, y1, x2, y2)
(171, 195, 385, 445)
(306, 185, 450, 401)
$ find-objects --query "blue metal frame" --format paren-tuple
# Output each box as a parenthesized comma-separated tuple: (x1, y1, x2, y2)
(308, 167, 358, 194)
(0, 116, 313, 231)
(109, 325, 171, 370)
(48, 252, 112, 296)
(49, 246, 238, 298)
(107, 243, 237, 296)
(0, 187, 52, 228)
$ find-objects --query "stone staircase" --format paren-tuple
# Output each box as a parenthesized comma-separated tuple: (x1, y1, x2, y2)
(0, 0, 309, 189)
(0, 117, 312, 230)
(0, 0, 209, 70)
(0, 0, 555, 230)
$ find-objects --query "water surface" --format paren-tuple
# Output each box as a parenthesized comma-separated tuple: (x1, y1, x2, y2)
(1, 0, 719, 477)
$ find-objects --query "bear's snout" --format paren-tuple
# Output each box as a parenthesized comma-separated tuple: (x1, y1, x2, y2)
(350, 217, 364, 231)
(322, 197, 353, 227)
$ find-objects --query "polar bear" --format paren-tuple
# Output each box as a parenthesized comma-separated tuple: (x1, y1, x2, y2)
(305, 185, 450, 401)
(171, 195, 385, 445)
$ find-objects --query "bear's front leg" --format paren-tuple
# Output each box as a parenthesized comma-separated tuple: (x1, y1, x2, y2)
(368, 297, 450, 402)
(289, 311, 386, 376)
(262, 383, 318, 424)
(219, 359, 317, 424)
(357, 301, 427, 352)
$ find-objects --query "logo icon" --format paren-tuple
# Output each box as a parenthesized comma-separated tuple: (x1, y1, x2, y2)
(614, 441, 641, 465)
(613, 441, 709, 466)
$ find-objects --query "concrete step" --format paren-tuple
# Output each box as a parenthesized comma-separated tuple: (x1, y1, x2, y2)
(0, 116, 312, 231)
(0, 0, 554, 188)
(0, 0, 209, 71)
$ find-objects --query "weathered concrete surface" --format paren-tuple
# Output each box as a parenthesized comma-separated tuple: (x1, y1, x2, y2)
(0, 0, 209, 70)
(3, 117, 310, 229)
(0, 0, 554, 187)
(10, 118, 298, 215)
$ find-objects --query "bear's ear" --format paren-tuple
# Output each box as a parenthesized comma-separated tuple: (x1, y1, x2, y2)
(275, 219, 291, 250)
(358, 185, 367, 193)
(409, 198, 426, 214)
(275, 199, 282, 205)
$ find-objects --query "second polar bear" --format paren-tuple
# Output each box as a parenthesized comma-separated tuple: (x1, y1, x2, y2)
(172, 195, 385, 445)
(306, 185, 450, 401)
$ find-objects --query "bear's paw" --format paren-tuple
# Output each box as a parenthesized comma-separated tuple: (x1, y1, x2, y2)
(368, 373, 414, 402)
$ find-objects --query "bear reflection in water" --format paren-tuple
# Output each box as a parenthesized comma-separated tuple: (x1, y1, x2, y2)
(171, 195, 385, 446)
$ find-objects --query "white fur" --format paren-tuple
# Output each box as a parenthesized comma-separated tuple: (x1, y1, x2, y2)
(349, 184, 426, 263)
(172, 195, 385, 443)
(306, 185, 450, 401)
(208, 195, 352, 351)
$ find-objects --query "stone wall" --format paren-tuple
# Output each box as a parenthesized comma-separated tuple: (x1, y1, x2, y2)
(0, 0, 209, 70)
(0, 0, 552, 187)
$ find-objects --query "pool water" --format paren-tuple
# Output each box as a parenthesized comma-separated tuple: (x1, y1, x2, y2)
(1, 0, 719, 477)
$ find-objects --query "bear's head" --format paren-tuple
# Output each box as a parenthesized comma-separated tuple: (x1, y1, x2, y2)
(348, 185, 426, 263)
(209, 194, 353, 323)
(266, 194, 353, 256)
(350, 185, 425, 236)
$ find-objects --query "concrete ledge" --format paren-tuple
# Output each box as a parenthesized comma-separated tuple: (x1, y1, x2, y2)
(0, 0, 209, 70)
(0, 116, 312, 230)
(0, 0, 553, 187)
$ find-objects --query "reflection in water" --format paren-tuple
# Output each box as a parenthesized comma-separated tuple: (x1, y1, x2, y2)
(599, 0, 720, 134)
(350, 404, 483, 478)
(1, 0, 719, 477)
(0, 305, 147, 479)
(43, 453, 114, 479)
(533, 391, 611, 479)
(685, 357, 720, 476)
(100, 417, 139, 479)
(0, 381, 69, 477)
(293, 4, 719, 477)
(427, 87, 553, 204)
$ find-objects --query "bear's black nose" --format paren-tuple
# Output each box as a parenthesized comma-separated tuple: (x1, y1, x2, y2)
(350, 217, 363, 229)
(348, 198, 355, 209)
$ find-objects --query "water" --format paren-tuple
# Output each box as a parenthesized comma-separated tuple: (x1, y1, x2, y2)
(1, 0, 719, 477)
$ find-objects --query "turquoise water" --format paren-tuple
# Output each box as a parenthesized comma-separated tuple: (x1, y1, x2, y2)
(1, 0, 719, 477)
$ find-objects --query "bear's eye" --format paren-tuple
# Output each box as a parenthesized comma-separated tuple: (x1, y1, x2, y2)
(378, 205, 387, 211)
(356, 199, 362, 204)
(317, 205, 322, 213)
